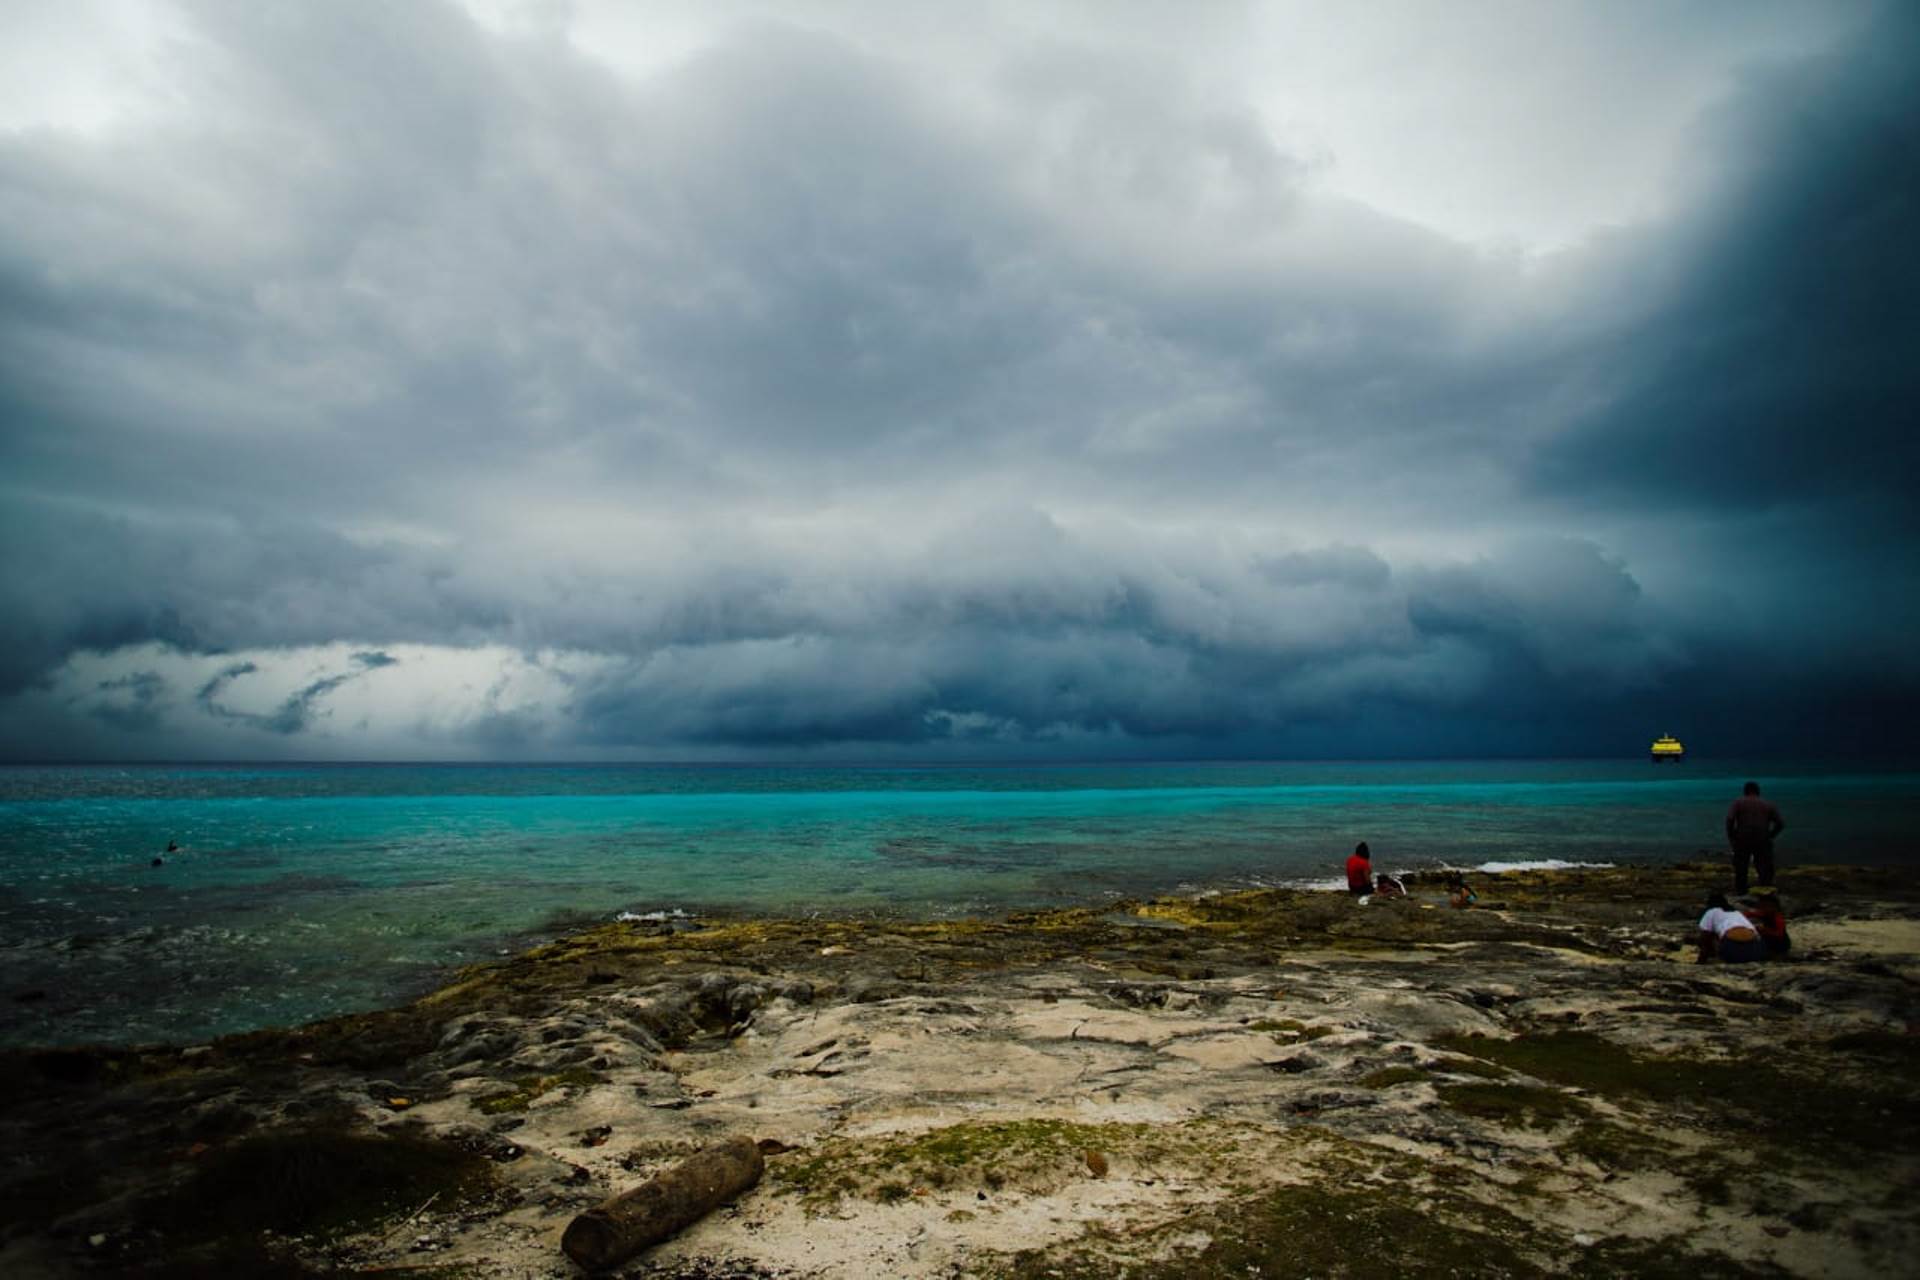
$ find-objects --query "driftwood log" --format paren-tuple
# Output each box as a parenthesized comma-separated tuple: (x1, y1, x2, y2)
(561, 1135, 765, 1271)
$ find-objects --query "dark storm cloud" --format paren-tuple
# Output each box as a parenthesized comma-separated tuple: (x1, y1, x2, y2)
(552, 532, 1678, 751)
(1531, 3, 1920, 517)
(193, 661, 260, 721)
(0, 1, 1914, 759)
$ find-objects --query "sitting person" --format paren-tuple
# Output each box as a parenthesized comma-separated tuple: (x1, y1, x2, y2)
(1747, 889, 1790, 959)
(1697, 890, 1764, 964)
(1373, 872, 1407, 898)
(1345, 842, 1374, 898)
(1445, 873, 1477, 909)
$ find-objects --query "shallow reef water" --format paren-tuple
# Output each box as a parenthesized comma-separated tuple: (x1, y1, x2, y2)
(2, 759, 1912, 1046)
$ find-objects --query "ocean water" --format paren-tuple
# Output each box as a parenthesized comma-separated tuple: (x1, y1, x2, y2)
(1, 759, 1912, 1048)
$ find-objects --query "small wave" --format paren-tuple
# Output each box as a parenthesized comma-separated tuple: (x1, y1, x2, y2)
(1465, 859, 1613, 874)
(1271, 858, 1611, 892)
(1280, 876, 1353, 892)
(615, 908, 690, 923)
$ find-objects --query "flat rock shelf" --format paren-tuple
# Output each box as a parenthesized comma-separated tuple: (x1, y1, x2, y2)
(3, 862, 1917, 1278)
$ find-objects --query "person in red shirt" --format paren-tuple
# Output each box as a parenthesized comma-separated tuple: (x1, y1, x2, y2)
(1748, 890, 1790, 959)
(1345, 842, 1373, 897)
(1725, 782, 1785, 894)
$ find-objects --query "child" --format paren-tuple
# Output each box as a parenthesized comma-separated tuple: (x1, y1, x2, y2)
(1747, 889, 1790, 959)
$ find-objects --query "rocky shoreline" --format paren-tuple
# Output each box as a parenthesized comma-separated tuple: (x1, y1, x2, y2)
(3, 862, 1918, 1278)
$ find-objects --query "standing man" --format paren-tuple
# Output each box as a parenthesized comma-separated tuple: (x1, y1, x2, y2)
(1725, 781, 1785, 894)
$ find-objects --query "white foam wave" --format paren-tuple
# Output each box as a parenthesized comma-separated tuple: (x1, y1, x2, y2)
(1465, 859, 1613, 874)
(1274, 858, 1612, 892)
(1291, 877, 1352, 892)
(615, 908, 690, 922)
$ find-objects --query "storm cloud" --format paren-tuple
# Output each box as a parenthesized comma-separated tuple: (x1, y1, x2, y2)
(1, 0, 1914, 760)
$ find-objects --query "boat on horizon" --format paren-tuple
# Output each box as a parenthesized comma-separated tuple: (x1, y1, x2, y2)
(1650, 734, 1686, 763)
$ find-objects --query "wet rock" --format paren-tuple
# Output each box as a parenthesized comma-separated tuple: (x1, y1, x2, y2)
(447, 1033, 520, 1067)
(513, 1041, 597, 1073)
(727, 984, 768, 1021)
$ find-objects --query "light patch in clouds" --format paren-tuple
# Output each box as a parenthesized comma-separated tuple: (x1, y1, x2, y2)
(459, 0, 1878, 251)
(28, 643, 583, 760)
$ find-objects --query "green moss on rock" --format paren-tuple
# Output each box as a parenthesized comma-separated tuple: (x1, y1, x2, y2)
(1431, 1031, 1920, 1154)
(1437, 1082, 1590, 1130)
(1359, 1066, 1428, 1089)
(992, 1182, 1542, 1278)
(1248, 1018, 1335, 1041)
(771, 1119, 1247, 1209)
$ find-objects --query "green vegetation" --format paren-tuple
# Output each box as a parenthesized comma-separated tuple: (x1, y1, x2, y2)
(1432, 1032, 1704, 1100)
(991, 1182, 1543, 1279)
(1247, 1018, 1335, 1041)
(986, 1135, 1791, 1280)
(770, 1119, 1246, 1210)
(1437, 1082, 1591, 1130)
(1567, 1238, 1791, 1279)
(1560, 1120, 1673, 1173)
(1431, 1031, 1920, 1154)
(1358, 1065, 1427, 1089)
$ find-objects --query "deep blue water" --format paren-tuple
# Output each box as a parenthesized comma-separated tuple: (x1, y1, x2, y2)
(1, 759, 1912, 1047)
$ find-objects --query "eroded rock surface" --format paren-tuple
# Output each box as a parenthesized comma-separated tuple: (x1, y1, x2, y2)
(2, 863, 1917, 1277)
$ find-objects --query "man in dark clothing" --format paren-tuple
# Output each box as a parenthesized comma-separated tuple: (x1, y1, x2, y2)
(1725, 781, 1784, 894)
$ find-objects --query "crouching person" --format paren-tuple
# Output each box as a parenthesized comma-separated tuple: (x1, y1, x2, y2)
(1697, 891, 1764, 964)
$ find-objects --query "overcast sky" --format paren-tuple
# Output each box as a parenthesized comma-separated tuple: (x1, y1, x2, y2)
(1, 0, 1914, 761)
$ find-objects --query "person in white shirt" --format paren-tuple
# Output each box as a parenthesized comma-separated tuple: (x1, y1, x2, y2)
(1697, 890, 1764, 964)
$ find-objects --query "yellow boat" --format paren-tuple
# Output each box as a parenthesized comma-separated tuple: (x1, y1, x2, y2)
(1649, 734, 1685, 762)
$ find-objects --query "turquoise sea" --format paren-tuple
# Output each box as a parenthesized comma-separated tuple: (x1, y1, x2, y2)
(1, 759, 1912, 1048)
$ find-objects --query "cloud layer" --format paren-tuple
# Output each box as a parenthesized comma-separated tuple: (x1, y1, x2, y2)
(1, 0, 1915, 759)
